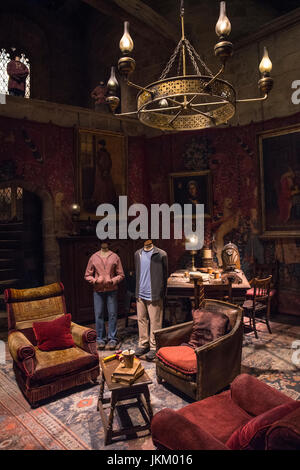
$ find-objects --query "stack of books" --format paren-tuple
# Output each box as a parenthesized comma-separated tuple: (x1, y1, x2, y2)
(111, 358, 144, 385)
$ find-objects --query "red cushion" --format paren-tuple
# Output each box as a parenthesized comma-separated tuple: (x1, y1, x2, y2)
(156, 346, 197, 375)
(226, 400, 300, 450)
(187, 308, 231, 349)
(33, 314, 75, 351)
(246, 288, 276, 298)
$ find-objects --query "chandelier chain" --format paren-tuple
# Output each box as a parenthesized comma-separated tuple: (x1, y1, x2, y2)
(185, 39, 214, 77)
(184, 40, 202, 76)
(159, 40, 183, 80)
(177, 47, 183, 76)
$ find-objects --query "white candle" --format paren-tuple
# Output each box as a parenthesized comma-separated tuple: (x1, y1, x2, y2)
(203, 249, 212, 259)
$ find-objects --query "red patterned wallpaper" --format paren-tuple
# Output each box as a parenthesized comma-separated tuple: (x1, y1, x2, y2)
(128, 111, 300, 315)
(0, 115, 75, 231)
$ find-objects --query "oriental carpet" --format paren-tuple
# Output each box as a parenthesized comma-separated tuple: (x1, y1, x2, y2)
(0, 320, 299, 450)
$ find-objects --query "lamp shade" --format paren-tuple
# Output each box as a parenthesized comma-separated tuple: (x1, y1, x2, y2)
(215, 1, 231, 37)
(119, 21, 134, 53)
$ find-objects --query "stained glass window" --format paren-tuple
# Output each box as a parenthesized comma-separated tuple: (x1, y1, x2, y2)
(0, 186, 23, 221)
(0, 48, 30, 98)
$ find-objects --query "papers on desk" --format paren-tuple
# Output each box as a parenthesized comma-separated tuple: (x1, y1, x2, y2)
(169, 271, 211, 283)
(189, 272, 211, 282)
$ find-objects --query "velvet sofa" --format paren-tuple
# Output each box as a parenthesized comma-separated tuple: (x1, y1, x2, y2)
(151, 373, 300, 450)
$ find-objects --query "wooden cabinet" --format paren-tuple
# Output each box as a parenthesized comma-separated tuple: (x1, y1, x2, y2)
(58, 236, 137, 324)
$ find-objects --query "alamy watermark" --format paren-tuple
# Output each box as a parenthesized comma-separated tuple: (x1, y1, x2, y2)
(291, 80, 300, 105)
(95, 196, 204, 250)
(291, 340, 300, 367)
(0, 340, 5, 365)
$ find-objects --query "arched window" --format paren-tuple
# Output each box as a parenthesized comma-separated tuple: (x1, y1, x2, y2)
(0, 48, 30, 98)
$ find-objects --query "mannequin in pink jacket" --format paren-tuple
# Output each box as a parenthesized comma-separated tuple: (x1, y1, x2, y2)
(84, 242, 124, 350)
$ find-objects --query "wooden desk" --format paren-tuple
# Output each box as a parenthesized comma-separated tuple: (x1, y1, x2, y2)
(167, 270, 250, 303)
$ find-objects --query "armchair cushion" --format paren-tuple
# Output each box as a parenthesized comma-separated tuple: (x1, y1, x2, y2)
(246, 288, 276, 298)
(29, 345, 99, 385)
(33, 313, 75, 351)
(177, 390, 251, 443)
(226, 400, 300, 450)
(151, 408, 229, 450)
(186, 308, 231, 349)
(156, 345, 197, 375)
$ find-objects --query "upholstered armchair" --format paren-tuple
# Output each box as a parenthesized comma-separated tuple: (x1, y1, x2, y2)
(154, 299, 243, 401)
(6, 282, 99, 407)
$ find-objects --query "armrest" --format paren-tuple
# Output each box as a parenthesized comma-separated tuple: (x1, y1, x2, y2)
(70, 322, 97, 356)
(194, 312, 243, 398)
(151, 408, 229, 450)
(231, 373, 293, 417)
(8, 331, 36, 377)
(154, 321, 193, 350)
(8, 331, 35, 362)
(266, 407, 300, 450)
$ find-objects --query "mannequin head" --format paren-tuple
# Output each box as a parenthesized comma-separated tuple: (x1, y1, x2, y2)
(144, 239, 154, 251)
(100, 241, 109, 252)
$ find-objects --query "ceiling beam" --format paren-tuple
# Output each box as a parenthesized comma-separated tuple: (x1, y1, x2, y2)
(82, 0, 178, 44)
(112, 0, 179, 43)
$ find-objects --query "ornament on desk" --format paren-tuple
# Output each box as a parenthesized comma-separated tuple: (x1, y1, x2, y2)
(221, 241, 240, 271)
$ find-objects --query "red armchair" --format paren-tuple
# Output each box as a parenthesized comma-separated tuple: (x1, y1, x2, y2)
(151, 374, 300, 450)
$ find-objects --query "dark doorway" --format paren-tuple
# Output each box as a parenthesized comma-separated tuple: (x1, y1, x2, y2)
(0, 184, 44, 299)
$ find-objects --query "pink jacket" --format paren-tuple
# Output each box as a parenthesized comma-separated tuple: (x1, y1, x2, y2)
(84, 251, 125, 292)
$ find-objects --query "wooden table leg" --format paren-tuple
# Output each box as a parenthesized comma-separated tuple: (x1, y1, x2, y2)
(143, 387, 153, 422)
(97, 370, 105, 411)
(105, 392, 117, 446)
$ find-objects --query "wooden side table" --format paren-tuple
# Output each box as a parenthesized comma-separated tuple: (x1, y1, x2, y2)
(97, 357, 153, 445)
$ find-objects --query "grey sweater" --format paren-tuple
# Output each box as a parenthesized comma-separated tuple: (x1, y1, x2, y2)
(134, 246, 168, 301)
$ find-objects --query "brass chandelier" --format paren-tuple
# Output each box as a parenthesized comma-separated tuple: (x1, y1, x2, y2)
(106, 0, 274, 132)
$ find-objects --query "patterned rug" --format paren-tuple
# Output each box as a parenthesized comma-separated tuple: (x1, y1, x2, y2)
(0, 320, 299, 450)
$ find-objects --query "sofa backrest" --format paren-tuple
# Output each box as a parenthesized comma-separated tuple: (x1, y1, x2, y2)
(5, 283, 67, 334)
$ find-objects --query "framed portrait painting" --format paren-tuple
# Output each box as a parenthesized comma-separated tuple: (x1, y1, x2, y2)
(258, 125, 300, 237)
(76, 129, 127, 219)
(169, 170, 213, 217)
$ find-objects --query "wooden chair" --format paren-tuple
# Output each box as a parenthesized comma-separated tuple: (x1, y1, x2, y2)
(246, 262, 279, 313)
(243, 275, 272, 339)
(124, 297, 138, 328)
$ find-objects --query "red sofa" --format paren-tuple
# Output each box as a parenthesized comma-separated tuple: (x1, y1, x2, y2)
(151, 374, 300, 450)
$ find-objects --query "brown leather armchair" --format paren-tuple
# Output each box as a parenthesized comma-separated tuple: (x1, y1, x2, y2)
(154, 299, 243, 401)
(5, 282, 99, 407)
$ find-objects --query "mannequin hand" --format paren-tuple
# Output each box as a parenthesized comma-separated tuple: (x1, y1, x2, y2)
(94, 277, 104, 288)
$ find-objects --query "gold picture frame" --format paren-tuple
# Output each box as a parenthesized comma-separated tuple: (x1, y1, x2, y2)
(76, 128, 127, 220)
(169, 170, 213, 217)
(258, 124, 300, 238)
